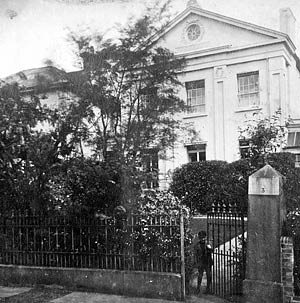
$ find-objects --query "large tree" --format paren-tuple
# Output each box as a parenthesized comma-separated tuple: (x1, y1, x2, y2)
(68, 4, 187, 206)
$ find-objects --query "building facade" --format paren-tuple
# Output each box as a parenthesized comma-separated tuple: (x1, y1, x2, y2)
(152, 1, 300, 188)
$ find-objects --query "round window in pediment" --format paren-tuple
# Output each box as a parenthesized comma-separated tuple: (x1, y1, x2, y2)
(186, 23, 201, 41)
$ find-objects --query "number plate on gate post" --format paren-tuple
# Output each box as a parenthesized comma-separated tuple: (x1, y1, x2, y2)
(249, 177, 280, 195)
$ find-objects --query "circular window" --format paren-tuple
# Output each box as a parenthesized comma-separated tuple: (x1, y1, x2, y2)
(186, 24, 201, 41)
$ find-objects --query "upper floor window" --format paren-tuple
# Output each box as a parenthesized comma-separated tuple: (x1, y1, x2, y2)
(237, 71, 259, 108)
(187, 144, 206, 162)
(185, 80, 205, 114)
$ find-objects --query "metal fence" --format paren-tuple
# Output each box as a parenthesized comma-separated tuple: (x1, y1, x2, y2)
(207, 203, 247, 302)
(0, 211, 183, 274)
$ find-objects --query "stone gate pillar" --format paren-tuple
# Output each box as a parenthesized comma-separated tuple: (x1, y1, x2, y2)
(243, 164, 286, 303)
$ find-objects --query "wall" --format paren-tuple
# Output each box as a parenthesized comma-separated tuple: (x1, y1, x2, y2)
(281, 237, 295, 303)
(158, 42, 300, 188)
(0, 265, 182, 301)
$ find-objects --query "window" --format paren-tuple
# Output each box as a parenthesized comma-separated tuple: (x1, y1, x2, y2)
(287, 132, 300, 147)
(186, 80, 205, 113)
(141, 149, 159, 189)
(296, 154, 300, 168)
(237, 71, 259, 107)
(239, 139, 250, 159)
(186, 24, 201, 41)
(284, 131, 300, 168)
(187, 144, 206, 162)
(140, 87, 158, 111)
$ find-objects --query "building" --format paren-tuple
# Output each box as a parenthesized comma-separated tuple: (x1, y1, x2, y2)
(3, 1, 300, 188)
(152, 1, 300, 188)
(3, 66, 73, 109)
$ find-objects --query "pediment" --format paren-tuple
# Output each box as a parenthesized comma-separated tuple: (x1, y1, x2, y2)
(153, 7, 291, 55)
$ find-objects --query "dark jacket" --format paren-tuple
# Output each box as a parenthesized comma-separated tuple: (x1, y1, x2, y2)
(194, 240, 213, 267)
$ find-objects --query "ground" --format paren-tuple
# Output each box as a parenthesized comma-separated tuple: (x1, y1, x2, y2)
(0, 285, 229, 303)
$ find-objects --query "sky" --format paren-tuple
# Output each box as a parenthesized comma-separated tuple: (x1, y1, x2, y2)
(0, 0, 300, 78)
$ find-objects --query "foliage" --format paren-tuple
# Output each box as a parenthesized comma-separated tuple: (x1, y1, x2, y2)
(232, 235, 247, 295)
(170, 152, 300, 214)
(238, 110, 289, 166)
(170, 109, 299, 214)
(47, 158, 122, 215)
(170, 161, 236, 214)
(0, 2, 190, 212)
(133, 190, 193, 280)
(0, 83, 84, 212)
(67, 4, 187, 204)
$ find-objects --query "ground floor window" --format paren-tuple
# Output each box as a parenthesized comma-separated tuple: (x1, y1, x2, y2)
(295, 154, 300, 168)
(187, 144, 206, 162)
(285, 130, 300, 168)
(287, 131, 300, 147)
(239, 139, 250, 159)
(141, 149, 159, 188)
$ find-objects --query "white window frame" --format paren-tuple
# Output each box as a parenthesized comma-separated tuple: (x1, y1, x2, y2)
(295, 154, 300, 168)
(185, 80, 205, 114)
(186, 144, 206, 162)
(237, 71, 259, 108)
(239, 139, 250, 159)
(141, 149, 159, 189)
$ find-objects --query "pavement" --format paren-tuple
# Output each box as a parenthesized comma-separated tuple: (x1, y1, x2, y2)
(0, 286, 32, 298)
(51, 292, 227, 303)
(0, 286, 229, 303)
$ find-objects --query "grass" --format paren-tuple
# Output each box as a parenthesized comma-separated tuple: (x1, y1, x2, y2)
(0, 286, 71, 303)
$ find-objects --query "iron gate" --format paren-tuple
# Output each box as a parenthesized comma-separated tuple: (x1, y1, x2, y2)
(207, 202, 247, 302)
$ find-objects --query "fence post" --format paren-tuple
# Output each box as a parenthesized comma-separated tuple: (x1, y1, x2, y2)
(180, 211, 186, 301)
(243, 164, 286, 303)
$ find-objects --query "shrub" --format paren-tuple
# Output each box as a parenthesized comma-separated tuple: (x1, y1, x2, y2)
(48, 158, 122, 215)
(135, 190, 194, 284)
(170, 153, 300, 214)
(170, 160, 244, 214)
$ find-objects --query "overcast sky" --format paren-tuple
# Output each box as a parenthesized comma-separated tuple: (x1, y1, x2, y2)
(0, 0, 300, 78)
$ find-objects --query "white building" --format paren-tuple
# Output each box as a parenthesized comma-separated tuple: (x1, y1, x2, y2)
(151, 1, 300, 187)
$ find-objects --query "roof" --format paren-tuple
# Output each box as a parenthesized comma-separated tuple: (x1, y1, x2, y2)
(3, 66, 69, 91)
(150, 5, 297, 54)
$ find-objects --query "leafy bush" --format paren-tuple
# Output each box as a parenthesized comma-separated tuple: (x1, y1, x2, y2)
(170, 153, 300, 214)
(170, 161, 229, 214)
(134, 190, 194, 283)
(48, 158, 122, 215)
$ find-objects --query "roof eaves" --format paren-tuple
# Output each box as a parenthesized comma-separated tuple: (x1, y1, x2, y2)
(149, 6, 296, 50)
(175, 39, 300, 72)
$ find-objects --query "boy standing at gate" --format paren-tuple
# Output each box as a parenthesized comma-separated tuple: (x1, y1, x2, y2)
(194, 230, 213, 294)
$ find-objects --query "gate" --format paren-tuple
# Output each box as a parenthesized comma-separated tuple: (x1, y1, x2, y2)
(207, 203, 246, 302)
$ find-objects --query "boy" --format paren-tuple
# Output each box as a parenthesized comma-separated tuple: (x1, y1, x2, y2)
(194, 230, 213, 294)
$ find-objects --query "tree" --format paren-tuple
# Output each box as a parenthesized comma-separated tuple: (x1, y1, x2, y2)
(0, 83, 82, 212)
(67, 3, 187, 206)
(238, 110, 289, 166)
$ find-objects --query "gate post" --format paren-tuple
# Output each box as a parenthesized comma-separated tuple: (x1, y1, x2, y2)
(243, 164, 286, 303)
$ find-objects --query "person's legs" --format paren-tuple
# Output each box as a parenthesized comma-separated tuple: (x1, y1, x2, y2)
(205, 265, 212, 293)
(197, 266, 204, 293)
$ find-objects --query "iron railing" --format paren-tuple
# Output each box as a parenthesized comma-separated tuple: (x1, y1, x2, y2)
(207, 203, 247, 302)
(0, 211, 182, 273)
